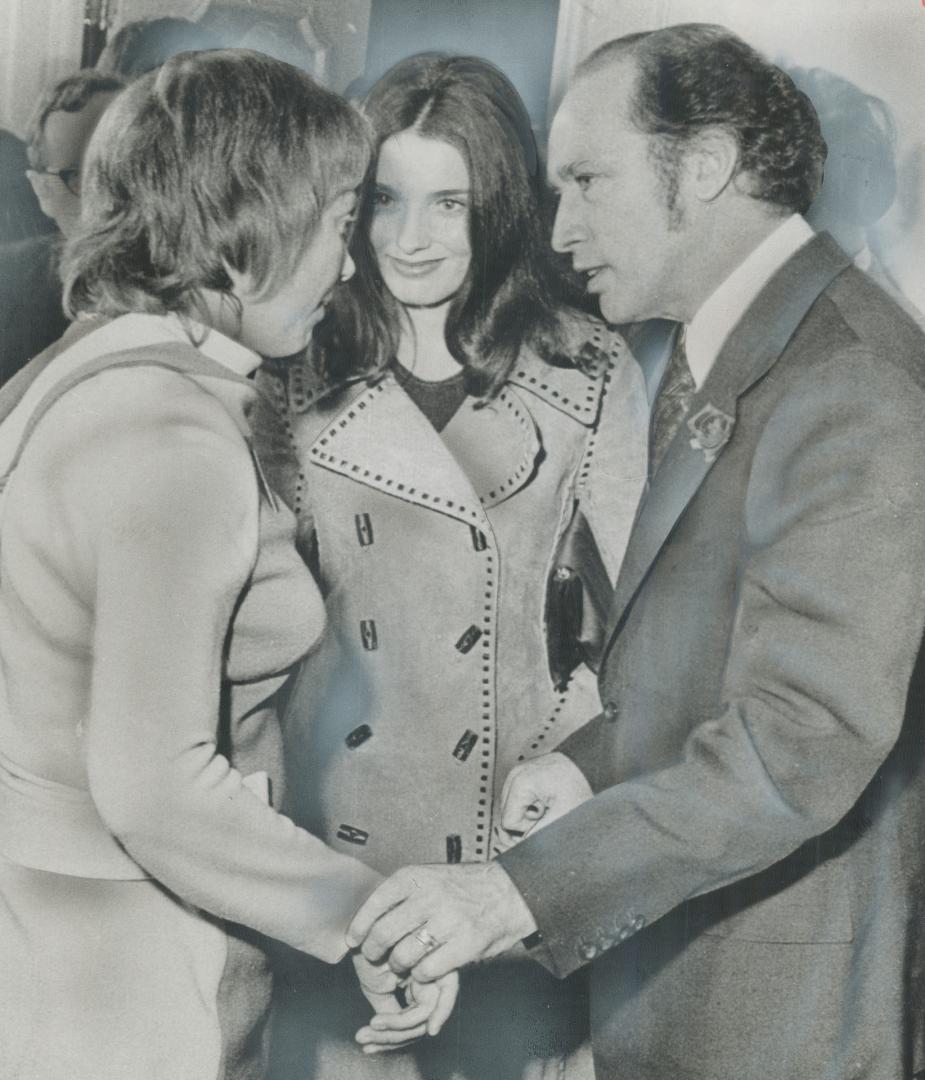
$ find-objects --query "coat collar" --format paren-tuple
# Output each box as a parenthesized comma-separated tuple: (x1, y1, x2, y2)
(508, 318, 620, 426)
(305, 370, 542, 528)
(602, 232, 852, 653)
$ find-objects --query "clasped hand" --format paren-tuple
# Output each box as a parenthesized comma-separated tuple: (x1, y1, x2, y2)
(352, 952, 458, 1054)
(493, 750, 594, 854)
(350, 752, 592, 1050)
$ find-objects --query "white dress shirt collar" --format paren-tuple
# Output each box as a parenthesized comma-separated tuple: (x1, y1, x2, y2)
(685, 214, 815, 389)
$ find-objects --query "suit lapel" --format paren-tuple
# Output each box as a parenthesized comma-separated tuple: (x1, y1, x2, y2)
(603, 232, 852, 650)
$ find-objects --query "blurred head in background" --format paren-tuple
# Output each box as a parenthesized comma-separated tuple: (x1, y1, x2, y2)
(26, 72, 124, 236)
(790, 67, 897, 258)
(95, 17, 220, 80)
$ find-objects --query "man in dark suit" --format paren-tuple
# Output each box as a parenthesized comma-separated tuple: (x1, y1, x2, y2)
(346, 24, 925, 1077)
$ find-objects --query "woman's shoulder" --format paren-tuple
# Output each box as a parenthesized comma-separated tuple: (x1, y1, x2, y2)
(64, 355, 245, 443)
(26, 354, 254, 514)
(6, 351, 259, 589)
(507, 308, 632, 425)
(550, 307, 630, 363)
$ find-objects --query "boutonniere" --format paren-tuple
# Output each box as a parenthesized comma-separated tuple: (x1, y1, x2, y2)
(687, 403, 735, 463)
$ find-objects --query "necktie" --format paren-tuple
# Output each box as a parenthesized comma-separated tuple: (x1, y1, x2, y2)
(649, 328, 695, 476)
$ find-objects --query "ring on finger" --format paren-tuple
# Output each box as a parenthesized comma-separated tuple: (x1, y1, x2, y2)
(414, 927, 441, 953)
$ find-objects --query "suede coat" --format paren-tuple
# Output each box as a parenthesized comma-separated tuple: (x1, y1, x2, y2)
(253, 315, 649, 1079)
(500, 234, 925, 1080)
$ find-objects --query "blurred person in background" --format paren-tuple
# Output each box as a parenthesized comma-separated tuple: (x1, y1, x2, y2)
(789, 67, 924, 326)
(96, 8, 322, 82)
(0, 71, 123, 385)
(95, 16, 220, 79)
(0, 128, 53, 244)
(254, 51, 648, 1080)
(877, 138, 925, 326)
(198, 4, 321, 73)
(24, 72, 123, 244)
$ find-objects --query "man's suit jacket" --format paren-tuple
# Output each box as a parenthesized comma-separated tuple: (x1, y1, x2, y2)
(0, 233, 68, 387)
(500, 233, 925, 1080)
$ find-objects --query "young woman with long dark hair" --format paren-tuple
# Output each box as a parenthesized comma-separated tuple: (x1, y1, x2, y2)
(255, 53, 649, 1080)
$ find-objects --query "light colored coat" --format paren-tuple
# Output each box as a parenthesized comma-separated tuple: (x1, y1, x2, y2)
(253, 314, 649, 1079)
(254, 316, 647, 868)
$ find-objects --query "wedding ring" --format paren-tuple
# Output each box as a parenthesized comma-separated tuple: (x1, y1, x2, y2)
(414, 927, 441, 953)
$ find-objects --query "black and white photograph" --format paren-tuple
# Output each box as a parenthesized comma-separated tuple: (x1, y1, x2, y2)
(0, 1, 923, 1078)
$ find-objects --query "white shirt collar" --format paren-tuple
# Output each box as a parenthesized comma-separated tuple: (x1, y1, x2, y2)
(685, 215, 815, 389)
(70, 311, 262, 377)
(157, 313, 262, 377)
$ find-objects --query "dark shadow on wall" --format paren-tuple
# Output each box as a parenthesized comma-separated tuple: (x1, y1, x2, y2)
(789, 65, 924, 321)
(788, 67, 898, 269)
(881, 140, 925, 322)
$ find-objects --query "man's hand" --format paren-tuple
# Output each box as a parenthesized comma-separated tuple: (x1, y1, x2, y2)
(346, 862, 537, 982)
(351, 953, 458, 1053)
(494, 752, 593, 852)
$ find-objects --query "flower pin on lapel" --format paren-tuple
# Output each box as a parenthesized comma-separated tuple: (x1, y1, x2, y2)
(687, 404, 735, 463)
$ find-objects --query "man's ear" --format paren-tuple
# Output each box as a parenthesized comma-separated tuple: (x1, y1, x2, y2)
(684, 128, 740, 203)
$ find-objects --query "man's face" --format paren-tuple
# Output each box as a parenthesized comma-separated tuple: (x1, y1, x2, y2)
(548, 62, 690, 324)
(27, 92, 119, 236)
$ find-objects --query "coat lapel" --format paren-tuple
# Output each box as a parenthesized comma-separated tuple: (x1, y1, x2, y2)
(306, 372, 541, 527)
(603, 232, 852, 650)
(440, 386, 543, 509)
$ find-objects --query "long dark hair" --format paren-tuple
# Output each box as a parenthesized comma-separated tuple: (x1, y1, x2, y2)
(314, 53, 576, 398)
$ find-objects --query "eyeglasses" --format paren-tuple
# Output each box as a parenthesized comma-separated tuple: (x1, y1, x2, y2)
(25, 165, 81, 196)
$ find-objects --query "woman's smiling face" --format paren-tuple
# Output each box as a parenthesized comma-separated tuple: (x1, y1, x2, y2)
(370, 129, 472, 308)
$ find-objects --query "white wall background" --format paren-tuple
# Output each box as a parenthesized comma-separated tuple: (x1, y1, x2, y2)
(0, 0, 84, 137)
(3, 0, 921, 313)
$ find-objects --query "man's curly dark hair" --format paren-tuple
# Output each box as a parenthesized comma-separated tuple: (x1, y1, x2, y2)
(579, 24, 827, 216)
